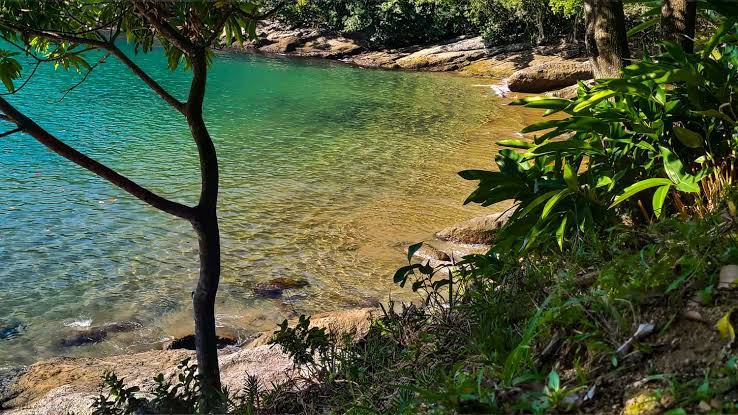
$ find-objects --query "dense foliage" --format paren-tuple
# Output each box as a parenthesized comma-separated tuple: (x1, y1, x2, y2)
(462, 14, 738, 252)
(263, 0, 580, 48)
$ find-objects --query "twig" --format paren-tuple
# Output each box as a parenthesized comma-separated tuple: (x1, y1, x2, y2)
(57, 51, 111, 102)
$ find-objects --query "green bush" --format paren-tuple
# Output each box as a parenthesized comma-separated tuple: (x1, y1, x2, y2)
(462, 30, 738, 252)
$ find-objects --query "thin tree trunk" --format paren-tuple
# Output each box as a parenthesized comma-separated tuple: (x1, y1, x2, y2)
(661, 0, 697, 53)
(584, 0, 630, 78)
(187, 51, 223, 395)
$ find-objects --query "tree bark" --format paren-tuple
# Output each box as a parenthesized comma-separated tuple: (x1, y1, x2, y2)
(584, 0, 630, 78)
(661, 0, 697, 53)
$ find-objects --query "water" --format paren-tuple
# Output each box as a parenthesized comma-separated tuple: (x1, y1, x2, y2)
(0, 46, 536, 364)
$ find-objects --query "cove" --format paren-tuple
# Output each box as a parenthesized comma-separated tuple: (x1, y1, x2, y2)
(0, 47, 516, 365)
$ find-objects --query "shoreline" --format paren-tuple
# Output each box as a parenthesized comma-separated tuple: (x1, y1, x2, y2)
(220, 21, 594, 96)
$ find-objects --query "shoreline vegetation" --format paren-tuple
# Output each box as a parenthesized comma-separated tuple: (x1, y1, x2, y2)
(4, 0, 738, 413)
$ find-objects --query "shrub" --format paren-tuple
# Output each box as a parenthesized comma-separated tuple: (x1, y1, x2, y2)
(462, 30, 738, 252)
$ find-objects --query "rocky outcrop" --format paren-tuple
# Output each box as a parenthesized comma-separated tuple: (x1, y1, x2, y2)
(404, 244, 451, 263)
(435, 210, 513, 245)
(506, 60, 593, 93)
(394, 36, 488, 71)
(59, 321, 141, 348)
(228, 21, 362, 59)
(0, 308, 378, 415)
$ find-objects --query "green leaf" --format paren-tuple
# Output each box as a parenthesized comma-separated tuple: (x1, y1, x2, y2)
(517, 190, 560, 219)
(541, 189, 572, 219)
(610, 178, 673, 208)
(497, 139, 534, 149)
(672, 126, 703, 148)
(563, 161, 578, 191)
(556, 215, 568, 251)
(510, 96, 571, 110)
(407, 242, 423, 263)
(573, 90, 617, 113)
(661, 147, 702, 193)
(652, 184, 671, 219)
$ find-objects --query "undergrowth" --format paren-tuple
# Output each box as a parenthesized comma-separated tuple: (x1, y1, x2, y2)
(93, 198, 738, 414)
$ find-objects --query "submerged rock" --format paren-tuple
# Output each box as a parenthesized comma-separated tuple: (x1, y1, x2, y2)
(59, 321, 141, 347)
(0, 321, 25, 340)
(435, 210, 513, 245)
(253, 277, 310, 298)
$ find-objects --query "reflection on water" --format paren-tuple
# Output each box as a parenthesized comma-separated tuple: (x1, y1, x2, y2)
(0, 48, 539, 364)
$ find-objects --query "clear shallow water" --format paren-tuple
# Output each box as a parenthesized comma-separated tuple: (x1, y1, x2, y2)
(0, 47, 533, 364)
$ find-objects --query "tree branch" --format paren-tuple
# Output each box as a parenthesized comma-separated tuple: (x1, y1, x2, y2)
(132, 1, 196, 55)
(107, 44, 186, 113)
(0, 96, 196, 220)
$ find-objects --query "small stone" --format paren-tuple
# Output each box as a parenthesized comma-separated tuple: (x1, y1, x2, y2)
(718, 265, 738, 289)
(698, 400, 712, 412)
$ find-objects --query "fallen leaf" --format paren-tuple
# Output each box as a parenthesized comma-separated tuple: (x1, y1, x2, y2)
(716, 309, 735, 344)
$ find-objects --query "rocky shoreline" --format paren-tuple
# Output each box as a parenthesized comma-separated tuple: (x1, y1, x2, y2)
(224, 21, 593, 96)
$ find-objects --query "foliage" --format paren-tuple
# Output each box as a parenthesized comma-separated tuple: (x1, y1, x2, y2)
(462, 28, 738, 252)
(266, 0, 580, 48)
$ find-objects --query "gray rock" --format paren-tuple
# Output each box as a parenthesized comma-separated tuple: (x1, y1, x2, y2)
(435, 210, 513, 245)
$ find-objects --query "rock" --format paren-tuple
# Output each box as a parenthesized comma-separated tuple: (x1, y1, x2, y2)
(295, 36, 362, 58)
(404, 244, 451, 262)
(164, 334, 236, 351)
(348, 50, 405, 69)
(507, 60, 593, 93)
(435, 210, 513, 245)
(268, 277, 310, 289)
(59, 321, 141, 347)
(395, 36, 488, 71)
(258, 35, 300, 54)
(253, 277, 310, 298)
(0, 321, 25, 340)
(718, 265, 738, 289)
(59, 329, 107, 347)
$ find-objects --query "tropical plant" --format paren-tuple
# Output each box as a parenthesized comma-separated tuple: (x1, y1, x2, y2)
(461, 12, 738, 252)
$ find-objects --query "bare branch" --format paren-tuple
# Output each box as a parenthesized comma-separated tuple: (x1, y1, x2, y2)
(0, 127, 23, 138)
(0, 96, 196, 220)
(57, 51, 110, 102)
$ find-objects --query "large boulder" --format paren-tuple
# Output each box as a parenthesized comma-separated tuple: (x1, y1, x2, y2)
(507, 60, 593, 93)
(435, 210, 513, 245)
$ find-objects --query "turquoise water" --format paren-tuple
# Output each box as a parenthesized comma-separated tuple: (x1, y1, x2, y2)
(0, 47, 509, 364)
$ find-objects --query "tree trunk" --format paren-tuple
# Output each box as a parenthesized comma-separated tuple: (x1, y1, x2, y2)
(187, 51, 223, 396)
(192, 209, 222, 395)
(661, 0, 697, 53)
(584, 0, 630, 78)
